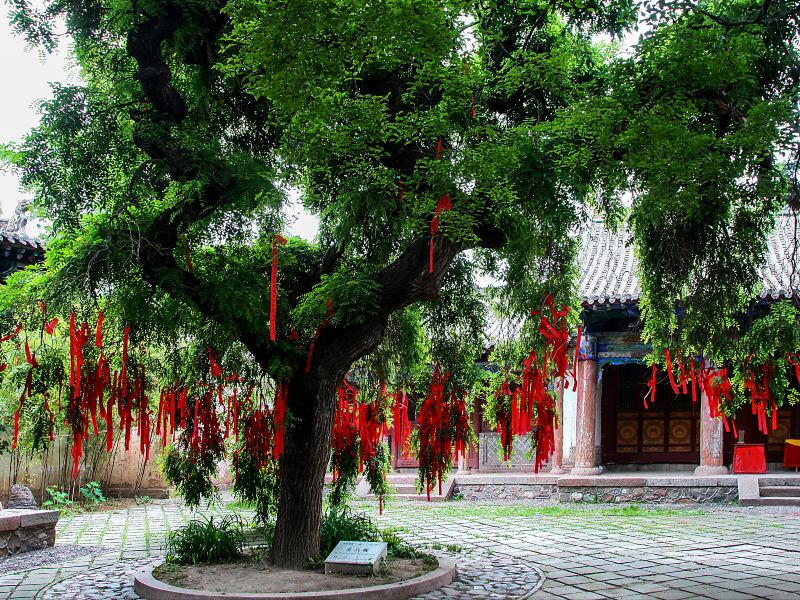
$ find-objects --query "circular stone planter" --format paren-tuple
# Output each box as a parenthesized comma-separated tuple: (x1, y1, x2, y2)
(134, 558, 456, 600)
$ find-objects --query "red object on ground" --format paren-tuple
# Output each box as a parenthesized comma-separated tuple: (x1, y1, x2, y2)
(784, 440, 800, 469)
(732, 443, 767, 474)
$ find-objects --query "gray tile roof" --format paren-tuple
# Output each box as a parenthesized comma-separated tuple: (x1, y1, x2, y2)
(0, 230, 44, 252)
(579, 214, 800, 306)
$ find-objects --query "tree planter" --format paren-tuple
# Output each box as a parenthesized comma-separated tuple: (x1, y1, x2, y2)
(134, 558, 456, 600)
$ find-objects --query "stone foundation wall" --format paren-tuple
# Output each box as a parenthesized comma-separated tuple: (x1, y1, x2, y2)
(455, 483, 558, 501)
(559, 485, 738, 504)
(0, 509, 59, 557)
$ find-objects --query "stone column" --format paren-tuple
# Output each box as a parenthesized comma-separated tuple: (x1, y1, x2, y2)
(695, 386, 728, 475)
(572, 335, 602, 476)
(550, 380, 567, 474)
(469, 396, 482, 471)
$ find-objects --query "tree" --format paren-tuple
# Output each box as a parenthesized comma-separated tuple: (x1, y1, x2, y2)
(2, 0, 798, 567)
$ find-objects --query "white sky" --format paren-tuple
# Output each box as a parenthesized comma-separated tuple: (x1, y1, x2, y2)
(0, 4, 76, 234)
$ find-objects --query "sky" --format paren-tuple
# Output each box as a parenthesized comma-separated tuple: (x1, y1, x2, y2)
(0, 4, 77, 235)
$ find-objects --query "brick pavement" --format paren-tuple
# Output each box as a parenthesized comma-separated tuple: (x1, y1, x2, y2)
(0, 500, 798, 598)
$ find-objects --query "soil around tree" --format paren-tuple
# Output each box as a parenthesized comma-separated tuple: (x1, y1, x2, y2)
(152, 556, 438, 594)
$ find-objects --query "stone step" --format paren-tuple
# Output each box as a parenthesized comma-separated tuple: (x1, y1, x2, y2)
(394, 492, 450, 502)
(386, 476, 417, 485)
(760, 486, 800, 498)
(391, 484, 418, 495)
(757, 496, 800, 506)
(357, 474, 455, 500)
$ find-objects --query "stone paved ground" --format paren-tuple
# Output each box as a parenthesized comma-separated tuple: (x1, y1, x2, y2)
(0, 499, 799, 598)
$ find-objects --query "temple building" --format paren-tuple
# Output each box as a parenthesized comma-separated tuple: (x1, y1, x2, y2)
(390, 215, 800, 477)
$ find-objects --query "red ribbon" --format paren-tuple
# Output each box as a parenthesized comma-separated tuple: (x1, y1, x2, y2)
(665, 349, 680, 395)
(270, 234, 287, 342)
(95, 311, 104, 348)
(208, 347, 222, 378)
(429, 194, 452, 273)
(0, 324, 22, 343)
(44, 318, 59, 335)
(646, 364, 657, 409)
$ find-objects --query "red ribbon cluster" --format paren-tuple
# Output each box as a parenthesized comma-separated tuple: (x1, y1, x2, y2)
(698, 365, 736, 435)
(647, 349, 698, 409)
(232, 382, 285, 477)
(416, 367, 469, 501)
(393, 387, 412, 459)
(330, 379, 360, 482)
(495, 351, 557, 472)
(532, 294, 571, 384)
(743, 363, 777, 435)
(331, 381, 390, 470)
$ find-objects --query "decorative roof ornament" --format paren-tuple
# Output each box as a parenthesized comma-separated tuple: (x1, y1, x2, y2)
(0, 198, 33, 233)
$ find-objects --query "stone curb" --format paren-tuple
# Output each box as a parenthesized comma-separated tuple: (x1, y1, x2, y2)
(134, 558, 456, 600)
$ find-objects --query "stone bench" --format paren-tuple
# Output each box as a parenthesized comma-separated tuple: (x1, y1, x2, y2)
(0, 509, 59, 556)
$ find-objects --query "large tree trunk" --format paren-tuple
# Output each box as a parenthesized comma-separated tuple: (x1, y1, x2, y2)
(272, 371, 341, 567)
(269, 236, 472, 568)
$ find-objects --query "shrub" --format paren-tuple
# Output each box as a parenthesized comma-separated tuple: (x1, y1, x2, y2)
(317, 506, 435, 565)
(79, 481, 106, 509)
(166, 515, 245, 565)
(42, 486, 75, 515)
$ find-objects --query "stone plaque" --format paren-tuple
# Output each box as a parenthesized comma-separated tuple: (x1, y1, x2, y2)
(324, 541, 387, 575)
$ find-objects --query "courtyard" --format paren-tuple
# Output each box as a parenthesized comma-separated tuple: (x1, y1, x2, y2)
(0, 499, 798, 599)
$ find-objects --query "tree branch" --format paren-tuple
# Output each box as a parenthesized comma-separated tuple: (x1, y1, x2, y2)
(123, 2, 277, 366)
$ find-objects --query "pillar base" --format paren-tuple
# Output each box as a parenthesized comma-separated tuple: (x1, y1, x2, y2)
(570, 466, 603, 476)
(549, 467, 568, 475)
(694, 465, 728, 475)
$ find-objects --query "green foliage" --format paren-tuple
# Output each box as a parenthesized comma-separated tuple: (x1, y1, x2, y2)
(293, 271, 382, 334)
(165, 515, 245, 565)
(4, 0, 799, 564)
(363, 441, 392, 499)
(159, 437, 224, 509)
(135, 495, 152, 506)
(231, 438, 280, 527)
(79, 481, 106, 509)
(42, 486, 74, 515)
(727, 302, 800, 411)
(547, 0, 800, 362)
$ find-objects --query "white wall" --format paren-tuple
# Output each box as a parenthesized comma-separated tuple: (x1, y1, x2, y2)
(562, 386, 577, 462)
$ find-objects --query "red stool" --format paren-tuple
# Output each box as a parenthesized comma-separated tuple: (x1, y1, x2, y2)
(733, 444, 766, 474)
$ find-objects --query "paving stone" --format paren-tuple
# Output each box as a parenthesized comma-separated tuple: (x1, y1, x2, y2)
(2, 499, 800, 599)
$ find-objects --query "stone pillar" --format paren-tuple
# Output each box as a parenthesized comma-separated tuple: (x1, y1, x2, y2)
(469, 396, 481, 471)
(550, 380, 567, 475)
(572, 335, 602, 476)
(695, 386, 728, 475)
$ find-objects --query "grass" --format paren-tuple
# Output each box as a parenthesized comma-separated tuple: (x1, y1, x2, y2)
(225, 500, 257, 512)
(392, 504, 706, 519)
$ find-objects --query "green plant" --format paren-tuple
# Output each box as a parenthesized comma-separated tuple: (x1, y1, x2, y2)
(135, 495, 152, 506)
(42, 486, 75, 515)
(165, 515, 245, 565)
(79, 481, 106, 509)
(316, 506, 435, 567)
